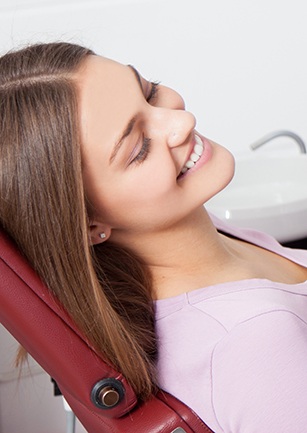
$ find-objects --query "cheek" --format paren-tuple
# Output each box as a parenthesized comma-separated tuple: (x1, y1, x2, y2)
(95, 174, 178, 229)
(119, 157, 176, 203)
(83, 150, 179, 229)
(115, 174, 173, 207)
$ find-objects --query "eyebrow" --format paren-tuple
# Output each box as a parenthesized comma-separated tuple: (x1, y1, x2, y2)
(109, 65, 144, 164)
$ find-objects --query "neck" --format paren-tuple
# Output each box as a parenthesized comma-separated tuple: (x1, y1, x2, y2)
(117, 207, 235, 299)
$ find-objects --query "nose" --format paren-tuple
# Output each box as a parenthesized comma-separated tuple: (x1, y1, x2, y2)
(166, 109, 196, 148)
(150, 107, 196, 149)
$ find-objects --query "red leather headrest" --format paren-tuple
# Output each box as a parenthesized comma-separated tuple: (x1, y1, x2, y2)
(0, 228, 213, 432)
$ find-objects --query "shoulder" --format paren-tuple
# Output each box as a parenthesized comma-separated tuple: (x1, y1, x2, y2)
(211, 310, 307, 432)
(210, 212, 307, 266)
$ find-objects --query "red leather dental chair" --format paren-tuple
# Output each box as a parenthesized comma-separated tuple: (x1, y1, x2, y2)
(0, 227, 213, 433)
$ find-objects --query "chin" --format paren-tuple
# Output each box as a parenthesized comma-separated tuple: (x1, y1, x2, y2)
(202, 140, 236, 204)
(219, 143, 236, 188)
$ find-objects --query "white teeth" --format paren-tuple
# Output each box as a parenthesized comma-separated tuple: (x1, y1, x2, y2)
(190, 152, 200, 162)
(179, 135, 204, 176)
(195, 134, 202, 145)
(185, 159, 195, 168)
(194, 144, 203, 155)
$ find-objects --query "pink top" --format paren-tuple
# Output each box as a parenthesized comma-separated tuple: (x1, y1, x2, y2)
(155, 214, 307, 433)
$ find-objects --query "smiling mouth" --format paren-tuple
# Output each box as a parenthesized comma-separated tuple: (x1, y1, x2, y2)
(177, 134, 204, 179)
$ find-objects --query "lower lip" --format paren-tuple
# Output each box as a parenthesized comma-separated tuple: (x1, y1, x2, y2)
(178, 134, 213, 181)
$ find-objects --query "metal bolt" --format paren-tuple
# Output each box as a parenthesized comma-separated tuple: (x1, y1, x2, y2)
(98, 386, 120, 408)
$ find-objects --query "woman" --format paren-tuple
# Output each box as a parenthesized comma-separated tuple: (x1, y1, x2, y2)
(1, 42, 307, 432)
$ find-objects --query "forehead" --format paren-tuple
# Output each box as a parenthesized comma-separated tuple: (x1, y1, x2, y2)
(77, 55, 130, 100)
(77, 55, 134, 126)
(76, 55, 142, 166)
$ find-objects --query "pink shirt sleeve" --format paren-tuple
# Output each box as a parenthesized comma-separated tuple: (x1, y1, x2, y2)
(211, 310, 307, 432)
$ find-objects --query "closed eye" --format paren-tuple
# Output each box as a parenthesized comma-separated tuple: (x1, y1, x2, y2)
(130, 137, 151, 165)
(128, 64, 160, 104)
(146, 81, 160, 103)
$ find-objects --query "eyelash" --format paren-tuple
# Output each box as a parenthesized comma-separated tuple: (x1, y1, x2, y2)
(131, 137, 151, 164)
(130, 81, 160, 165)
(146, 81, 160, 103)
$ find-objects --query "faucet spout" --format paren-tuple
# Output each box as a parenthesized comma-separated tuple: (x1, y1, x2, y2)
(250, 130, 306, 154)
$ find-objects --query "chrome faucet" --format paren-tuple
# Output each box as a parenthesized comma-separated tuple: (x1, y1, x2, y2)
(250, 130, 307, 154)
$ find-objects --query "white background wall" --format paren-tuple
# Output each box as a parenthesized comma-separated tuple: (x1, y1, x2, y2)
(0, 0, 306, 156)
(0, 1, 306, 432)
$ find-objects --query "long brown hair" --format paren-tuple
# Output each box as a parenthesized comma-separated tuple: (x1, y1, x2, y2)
(0, 42, 157, 400)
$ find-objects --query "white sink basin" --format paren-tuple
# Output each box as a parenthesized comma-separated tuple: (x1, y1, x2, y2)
(206, 154, 307, 242)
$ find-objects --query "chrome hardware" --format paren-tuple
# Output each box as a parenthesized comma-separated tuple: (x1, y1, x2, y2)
(250, 130, 306, 154)
(91, 378, 124, 409)
(98, 386, 120, 407)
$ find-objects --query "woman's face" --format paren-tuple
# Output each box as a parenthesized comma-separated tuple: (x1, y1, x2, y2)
(78, 55, 234, 241)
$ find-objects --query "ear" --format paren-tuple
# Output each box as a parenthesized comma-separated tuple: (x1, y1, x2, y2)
(88, 223, 112, 245)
